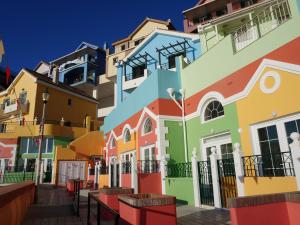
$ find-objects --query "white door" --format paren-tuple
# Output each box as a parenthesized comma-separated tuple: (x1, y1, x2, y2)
(58, 161, 86, 186)
(202, 133, 233, 160)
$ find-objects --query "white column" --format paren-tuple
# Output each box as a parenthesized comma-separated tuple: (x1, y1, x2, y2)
(108, 159, 112, 187)
(289, 132, 300, 190)
(119, 159, 122, 187)
(233, 143, 245, 197)
(131, 155, 138, 194)
(191, 149, 201, 207)
(88, 163, 91, 181)
(210, 147, 222, 208)
(94, 162, 100, 189)
(160, 155, 167, 194)
(113, 159, 117, 187)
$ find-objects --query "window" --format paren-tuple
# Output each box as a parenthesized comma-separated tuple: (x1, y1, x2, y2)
(121, 44, 126, 51)
(134, 38, 144, 46)
(204, 100, 224, 121)
(168, 52, 185, 69)
(220, 143, 233, 159)
(143, 118, 152, 135)
(19, 90, 27, 105)
(19, 138, 29, 154)
(68, 98, 72, 106)
(113, 57, 118, 65)
(132, 64, 146, 79)
(257, 125, 283, 176)
(47, 138, 54, 153)
(124, 129, 131, 143)
(284, 119, 300, 145)
(110, 138, 116, 148)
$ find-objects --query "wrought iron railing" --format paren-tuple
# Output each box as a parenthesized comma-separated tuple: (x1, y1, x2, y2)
(232, 0, 291, 52)
(121, 161, 131, 174)
(242, 151, 295, 177)
(167, 162, 192, 177)
(0, 166, 35, 184)
(137, 160, 160, 174)
(197, 161, 214, 206)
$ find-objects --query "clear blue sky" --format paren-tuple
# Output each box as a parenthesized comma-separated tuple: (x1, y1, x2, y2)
(0, 0, 196, 72)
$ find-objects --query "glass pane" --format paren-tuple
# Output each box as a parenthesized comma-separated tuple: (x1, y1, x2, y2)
(258, 127, 268, 141)
(269, 140, 281, 155)
(28, 138, 38, 153)
(221, 144, 227, 155)
(19, 138, 28, 154)
(285, 120, 298, 144)
(227, 143, 233, 153)
(267, 125, 278, 140)
(260, 141, 270, 156)
(47, 138, 54, 153)
(42, 139, 47, 153)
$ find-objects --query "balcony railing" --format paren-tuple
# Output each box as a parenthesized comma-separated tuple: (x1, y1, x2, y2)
(232, 0, 291, 52)
(242, 151, 295, 177)
(137, 160, 160, 174)
(167, 162, 192, 178)
(0, 100, 29, 119)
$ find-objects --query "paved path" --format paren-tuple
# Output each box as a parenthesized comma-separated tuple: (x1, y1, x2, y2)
(22, 185, 231, 225)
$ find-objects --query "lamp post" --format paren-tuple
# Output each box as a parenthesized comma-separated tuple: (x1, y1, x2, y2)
(35, 88, 50, 203)
(166, 88, 188, 163)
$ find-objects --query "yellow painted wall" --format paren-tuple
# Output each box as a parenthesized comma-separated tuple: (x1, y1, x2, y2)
(117, 132, 137, 154)
(244, 177, 298, 195)
(236, 67, 300, 156)
(69, 131, 105, 157)
(106, 51, 126, 78)
(99, 174, 109, 188)
(131, 21, 169, 42)
(236, 66, 300, 194)
(34, 83, 97, 125)
(0, 70, 37, 123)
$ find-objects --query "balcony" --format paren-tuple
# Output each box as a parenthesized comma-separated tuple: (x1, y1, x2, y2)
(122, 69, 150, 91)
(0, 100, 29, 120)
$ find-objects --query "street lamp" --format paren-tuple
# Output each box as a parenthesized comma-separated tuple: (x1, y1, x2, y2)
(166, 88, 188, 163)
(35, 88, 50, 203)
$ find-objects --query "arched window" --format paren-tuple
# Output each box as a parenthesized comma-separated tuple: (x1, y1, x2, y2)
(143, 118, 152, 135)
(110, 138, 116, 148)
(124, 129, 131, 143)
(204, 100, 224, 121)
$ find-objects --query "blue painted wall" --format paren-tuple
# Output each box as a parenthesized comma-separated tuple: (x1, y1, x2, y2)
(116, 32, 201, 105)
(104, 69, 180, 133)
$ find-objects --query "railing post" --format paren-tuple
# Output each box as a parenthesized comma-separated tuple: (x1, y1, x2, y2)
(94, 162, 99, 190)
(289, 132, 300, 190)
(191, 149, 201, 207)
(160, 156, 167, 194)
(131, 155, 138, 194)
(233, 143, 245, 197)
(210, 147, 222, 208)
(87, 193, 91, 225)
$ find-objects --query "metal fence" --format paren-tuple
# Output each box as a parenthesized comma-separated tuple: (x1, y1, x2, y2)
(197, 161, 214, 206)
(167, 162, 192, 177)
(0, 166, 35, 184)
(232, 0, 291, 52)
(137, 160, 160, 174)
(242, 151, 295, 177)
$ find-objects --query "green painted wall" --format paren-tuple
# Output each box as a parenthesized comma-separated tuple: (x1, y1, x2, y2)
(22, 153, 53, 159)
(186, 103, 240, 161)
(182, 0, 300, 99)
(165, 121, 185, 164)
(54, 137, 72, 148)
(165, 177, 194, 205)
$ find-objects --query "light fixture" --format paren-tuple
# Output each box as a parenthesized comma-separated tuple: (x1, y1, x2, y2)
(166, 88, 175, 97)
(42, 88, 50, 103)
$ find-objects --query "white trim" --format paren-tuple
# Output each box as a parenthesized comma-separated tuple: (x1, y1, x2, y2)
(135, 107, 157, 131)
(123, 29, 199, 62)
(250, 113, 300, 155)
(141, 118, 153, 136)
(259, 71, 281, 94)
(107, 130, 117, 149)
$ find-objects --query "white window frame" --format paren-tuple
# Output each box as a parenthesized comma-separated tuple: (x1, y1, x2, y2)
(250, 113, 300, 155)
(201, 99, 225, 124)
(123, 128, 131, 143)
(201, 132, 232, 160)
(142, 118, 153, 136)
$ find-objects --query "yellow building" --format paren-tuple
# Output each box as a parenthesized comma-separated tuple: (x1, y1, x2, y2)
(236, 59, 300, 195)
(0, 68, 101, 184)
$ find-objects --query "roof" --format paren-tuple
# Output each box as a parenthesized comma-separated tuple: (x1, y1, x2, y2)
(33, 60, 50, 71)
(25, 69, 98, 103)
(112, 18, 175, 46)
(183, 0, 216, 14)
(122, 29, 199, 62)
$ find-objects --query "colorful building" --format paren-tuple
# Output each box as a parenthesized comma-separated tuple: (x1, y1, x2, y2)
(101, 0, 300, 209)
(0, 68, 100, 184)
(103, 27, 201, 193)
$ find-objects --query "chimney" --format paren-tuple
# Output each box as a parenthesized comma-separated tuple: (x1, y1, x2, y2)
(52, 66, 59, 84)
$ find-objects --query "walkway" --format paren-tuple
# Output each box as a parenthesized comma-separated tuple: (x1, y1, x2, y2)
(22, 185, 231, 225)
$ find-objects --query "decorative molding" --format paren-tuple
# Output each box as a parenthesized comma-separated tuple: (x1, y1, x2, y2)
(259, 71, 281, 94)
